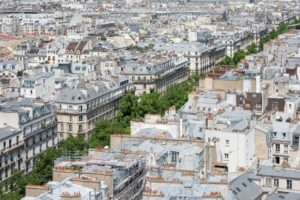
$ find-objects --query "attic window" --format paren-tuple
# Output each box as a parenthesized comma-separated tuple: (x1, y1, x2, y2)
(78, 97, 81, 100)
(236, 187, 241, 192)
(242, 183, 247, 187)
(283, 133, 286, 138)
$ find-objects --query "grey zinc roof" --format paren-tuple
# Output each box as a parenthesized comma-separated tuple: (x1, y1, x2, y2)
(31, 178, 98, 200)
(0, 126, 20, 141)
(257, 166, 300, 180)
(266, 192, 300, 200)
(229, 172, 263, 200)
(23, 72, 53, 82)
(56, 88, 88, 104)
(154, 41, 209, 53)
(135, 128, 173, 138)
(56, 83, 109, 104)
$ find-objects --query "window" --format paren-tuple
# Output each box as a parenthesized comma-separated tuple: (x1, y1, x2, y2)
(275, 144, 280, 152)
(226, 140, 229, 146)
(68, 124, 72, 132)
(274, 178, 279, 187)
(236, 187, 241, 192)
(9, 140, 11, 148)
(69, 115, 72, 122)
(16, 136, 19, 144)
(266, 178, 271, 187)
(79, 115, 83, 122)
(78, 125, 83, 133)
(284, 145, 288, 153)
(171, 152, 178, 162)
(3, 142, 6, 149)
(79, 106, 83, 111)
(287, 180, 292, 189)
(283, 133, 286, 138)
(224, 153, 229, 159)
(275, 157, 280, 164)
(60, 123, 64, 131)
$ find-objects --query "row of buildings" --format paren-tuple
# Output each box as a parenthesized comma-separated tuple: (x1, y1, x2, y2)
(0, 0, 299, 199)
(22, 29, 300, 199)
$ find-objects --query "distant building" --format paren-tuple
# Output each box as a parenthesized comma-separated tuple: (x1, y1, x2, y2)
(20, 72, 55, 100)
(120, 55, 189, 95)
(155, 42, 226, 73)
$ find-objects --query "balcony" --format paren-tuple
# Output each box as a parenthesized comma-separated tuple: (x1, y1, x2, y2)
(26, 122, 57, 138)
(57, 108, 88, 114)
(1, 141, 24, 155)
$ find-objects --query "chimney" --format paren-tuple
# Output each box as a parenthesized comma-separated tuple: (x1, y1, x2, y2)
(256, 75, 261, 93)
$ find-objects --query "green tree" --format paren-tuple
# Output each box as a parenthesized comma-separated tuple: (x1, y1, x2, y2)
(0, 192, 22, 200)
(89, 120, 124, 147)
(220, 56, 233, 65)
(100, 35, 107, 41)
(232, 50, 246, 65)
(138, 92, 162, 115)
(115, 92, 141, 126)
(246, 43, 256, 54)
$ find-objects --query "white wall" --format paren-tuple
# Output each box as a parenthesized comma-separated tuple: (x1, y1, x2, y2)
(0, 112, 19, 128)
(205, 129, 255, 172)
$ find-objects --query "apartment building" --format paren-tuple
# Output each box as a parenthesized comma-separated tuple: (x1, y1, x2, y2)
(55, 79, 132, 139)
(199, 71, 258, 93)
(120, 54, 189, 95)
(23, 178, 103, 200)
(0, 99, 58, 175)
(230, 166, 300, 199)
(20, 72, 55, 100)
(110, 128, 228, 199)
(0, 16, 19, 35)
(52, 150, 146, 200)
(63, 40, 92, 63)
(257, 166, 300, 191)
(154, 42, 226, 73)
(0, 126, 23, 182)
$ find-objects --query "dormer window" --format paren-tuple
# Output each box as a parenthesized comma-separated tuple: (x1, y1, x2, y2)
(283, 133, 286, 138)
